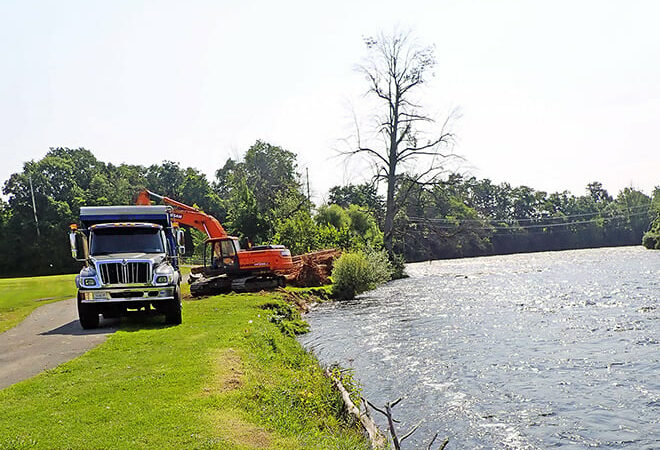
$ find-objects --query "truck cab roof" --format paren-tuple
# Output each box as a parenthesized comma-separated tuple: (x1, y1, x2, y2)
(89, 223, 163, 231)
(80, 206, 171, 228)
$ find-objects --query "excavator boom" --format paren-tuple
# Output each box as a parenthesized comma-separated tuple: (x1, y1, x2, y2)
(136, 190, 228, 239)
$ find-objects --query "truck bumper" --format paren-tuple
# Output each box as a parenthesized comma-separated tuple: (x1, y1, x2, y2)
(79, 286, 175, 303)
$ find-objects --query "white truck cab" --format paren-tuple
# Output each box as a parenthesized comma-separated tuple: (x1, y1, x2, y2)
(69, 206, 185, 328)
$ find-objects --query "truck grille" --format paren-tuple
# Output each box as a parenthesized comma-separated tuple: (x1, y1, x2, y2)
(98, 262, 150, 285)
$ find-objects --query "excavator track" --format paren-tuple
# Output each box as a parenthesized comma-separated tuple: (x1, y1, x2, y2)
(189, 274, 286, 297)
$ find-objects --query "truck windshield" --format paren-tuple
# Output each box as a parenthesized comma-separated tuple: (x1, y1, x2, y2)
(90, 228, 165, 255)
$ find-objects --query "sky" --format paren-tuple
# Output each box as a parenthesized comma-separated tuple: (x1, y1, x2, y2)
(1, 0, 658, 203)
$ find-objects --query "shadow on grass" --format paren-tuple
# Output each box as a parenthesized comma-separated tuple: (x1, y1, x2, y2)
(118, 310, 177, 332)
(41, 310, 177, 336)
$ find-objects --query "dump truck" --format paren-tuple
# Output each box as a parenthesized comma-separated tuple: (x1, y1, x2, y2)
(68, 205, 185, 328)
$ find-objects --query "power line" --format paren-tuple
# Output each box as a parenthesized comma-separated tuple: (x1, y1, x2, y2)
(408, 203, 651, 225)
(29, 175, 40, 238)
(407, 210, 652, 231)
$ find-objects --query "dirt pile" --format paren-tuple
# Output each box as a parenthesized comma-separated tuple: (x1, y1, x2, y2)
(282, 249, 341, 287)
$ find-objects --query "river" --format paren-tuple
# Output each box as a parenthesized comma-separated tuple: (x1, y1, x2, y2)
(299, 247, 659, 449)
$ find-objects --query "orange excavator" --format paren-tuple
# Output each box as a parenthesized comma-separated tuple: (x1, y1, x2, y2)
(136, 190, 293, 295)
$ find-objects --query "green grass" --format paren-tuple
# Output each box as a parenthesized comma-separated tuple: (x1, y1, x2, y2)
(0, 293, 369, 449)
(0, 266, 193, 334)
(0, 274, 77, 333)
(284, 285, 333, 297)
(180, 265, 192, 297)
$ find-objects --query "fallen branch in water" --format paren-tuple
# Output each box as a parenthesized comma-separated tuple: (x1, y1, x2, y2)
(325, 369, 386, 448)
(363, 397, 449, 450)
(427, 432, 449, 450)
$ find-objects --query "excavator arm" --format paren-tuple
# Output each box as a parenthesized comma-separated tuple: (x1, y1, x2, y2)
(136, 190, 228, 239)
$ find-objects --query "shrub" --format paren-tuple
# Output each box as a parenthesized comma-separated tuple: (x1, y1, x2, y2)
(389, 252, 408, 279)
(272, 210, 319, 255)
(642, 217, 660, 250)
(331, 249, 393, 300)
(642, 230, 660, 249)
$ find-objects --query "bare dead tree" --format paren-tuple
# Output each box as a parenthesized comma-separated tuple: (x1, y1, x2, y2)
(346, 30, 457, 255)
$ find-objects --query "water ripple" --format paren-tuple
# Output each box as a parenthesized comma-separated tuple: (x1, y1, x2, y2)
(299, 246, 660, 448)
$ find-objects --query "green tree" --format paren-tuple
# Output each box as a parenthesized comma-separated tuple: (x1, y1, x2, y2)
(328, 183, 384, 221)
(104, 163, 148, 205)
(315, 204, 350, 229)
(214, 140, 309, 243)
(587, 181, 613, 206)
(272, 210, 319, 255)
(145, 161, 185, 199)
(1, 148, 103, 275)
(180, 167, 225, 221)
(226, 178, 264, 244)
(606, 187, 652, 243)
(642, 187, 660, 249)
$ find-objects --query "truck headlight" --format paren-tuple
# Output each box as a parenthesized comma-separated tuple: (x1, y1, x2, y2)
(83, 278, 96, 286)
(154, 263, 174, 285)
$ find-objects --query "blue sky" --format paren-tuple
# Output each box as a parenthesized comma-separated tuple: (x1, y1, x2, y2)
(1, 0, 658, 202)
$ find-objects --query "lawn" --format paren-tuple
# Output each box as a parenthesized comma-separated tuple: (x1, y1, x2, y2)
(0, 274, 77, 333)
(0, 266, 193, 334)
(0, 292, 369, 449)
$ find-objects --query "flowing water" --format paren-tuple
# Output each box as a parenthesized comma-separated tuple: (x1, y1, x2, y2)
(299, 247, 660, 449)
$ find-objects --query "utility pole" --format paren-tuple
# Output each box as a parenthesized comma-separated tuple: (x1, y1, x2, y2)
(306, 167, 311, 204)
(29, 175, 40, 238)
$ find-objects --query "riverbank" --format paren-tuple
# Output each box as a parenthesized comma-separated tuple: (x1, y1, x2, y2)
(0, 289, 369, 449)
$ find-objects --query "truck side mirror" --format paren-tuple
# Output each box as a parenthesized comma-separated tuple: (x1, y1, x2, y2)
(176, 229, 186, 255)
(69, 231, 78, 259)
(69, 225, 88, 262)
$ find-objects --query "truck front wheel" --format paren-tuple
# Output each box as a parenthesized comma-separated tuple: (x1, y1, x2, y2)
(77, 293, 100, 329)
(165, 286, 182, 325)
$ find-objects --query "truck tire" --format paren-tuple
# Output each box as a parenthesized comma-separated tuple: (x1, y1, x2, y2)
(165, 286, 182, 325)
(77, 293, 100, 329)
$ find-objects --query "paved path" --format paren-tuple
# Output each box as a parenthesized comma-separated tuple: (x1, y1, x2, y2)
(0, 299, 118, 389)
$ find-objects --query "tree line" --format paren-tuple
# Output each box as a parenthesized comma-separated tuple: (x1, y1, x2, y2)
(1, 144, 657, 278)
(390, 175, 658, 261)
(0, 144, 383, 277)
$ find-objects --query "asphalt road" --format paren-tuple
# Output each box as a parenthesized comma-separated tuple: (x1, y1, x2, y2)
(0, 299, 118, 389)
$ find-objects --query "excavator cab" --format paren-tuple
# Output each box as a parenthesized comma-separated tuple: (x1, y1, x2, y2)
(207, 237, 240, 273)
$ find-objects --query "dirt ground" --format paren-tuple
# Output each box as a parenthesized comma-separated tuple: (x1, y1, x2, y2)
(0, 299, 118, 389)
